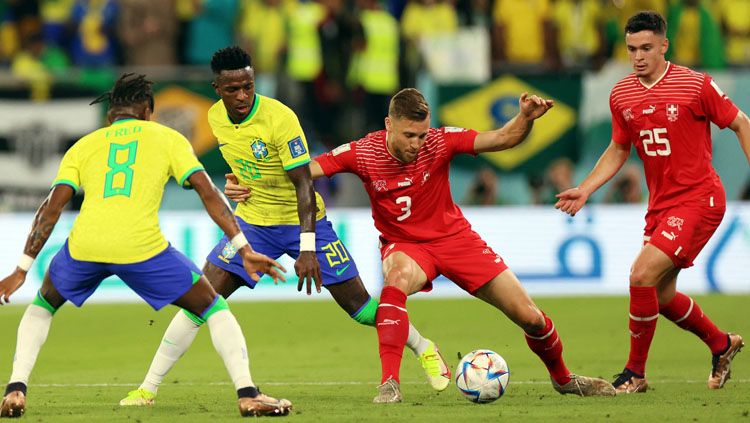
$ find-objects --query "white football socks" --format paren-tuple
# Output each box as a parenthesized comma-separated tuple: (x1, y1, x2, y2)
(139, 311, 200, 393)
(9, 304, 53, 385)
(206, 309, 254, 390)
(407, 323, 431, 356)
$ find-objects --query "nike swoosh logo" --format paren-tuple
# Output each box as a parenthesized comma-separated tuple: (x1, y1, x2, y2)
(335, 264, 351, 276)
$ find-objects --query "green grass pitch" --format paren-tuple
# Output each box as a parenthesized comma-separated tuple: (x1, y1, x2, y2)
(1, 295, 748, 422)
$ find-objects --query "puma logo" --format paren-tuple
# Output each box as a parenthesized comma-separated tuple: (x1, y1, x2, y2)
(377, 319, 401, 326)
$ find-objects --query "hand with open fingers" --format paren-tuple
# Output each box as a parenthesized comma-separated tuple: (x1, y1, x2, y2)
(0, 270, 27, 305)
(519, 92, 554, 120)
(240, 250, 287, 284)
(224, 173, 251, 203)
(295, 251, 323, 295)
(555, 187, 589, 217)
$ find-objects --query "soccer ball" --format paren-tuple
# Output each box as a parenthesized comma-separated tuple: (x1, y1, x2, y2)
(455, 349, 510, 403)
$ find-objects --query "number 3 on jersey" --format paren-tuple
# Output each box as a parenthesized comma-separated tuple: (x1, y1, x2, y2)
(396, 196, 411, 221)
(104, 141, 138, 198)
(640, 128, 671, 157)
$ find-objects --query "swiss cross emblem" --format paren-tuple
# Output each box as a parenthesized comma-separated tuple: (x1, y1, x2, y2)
(667, 104, 679, 122)
(623, 108, 634, 122)
(421, 171, 430, 185)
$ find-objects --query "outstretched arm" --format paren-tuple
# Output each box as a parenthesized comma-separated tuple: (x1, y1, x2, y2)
(473, 93, 555, 153)
(286, 164, 323, 295)
(0, 185, 74, 304)
(555, 141, 631, 216)
(189, 170, 286, 283)
(729, 110, 750, 166)
(309, 159, 325, 179)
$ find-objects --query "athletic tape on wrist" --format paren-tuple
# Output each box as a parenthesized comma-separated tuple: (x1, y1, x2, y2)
(300, 232, 316, 251)
(230, 232, 249, 250)
(17, 254, 34, 272)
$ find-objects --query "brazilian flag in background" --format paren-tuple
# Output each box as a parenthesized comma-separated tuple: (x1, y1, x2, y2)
(438, 73, 581, 174)
(150, 82, 231, 176)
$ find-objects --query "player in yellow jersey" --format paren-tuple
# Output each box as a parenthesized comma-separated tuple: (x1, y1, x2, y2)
(120, 47, 450, 406)
(0, 74, 292, 418)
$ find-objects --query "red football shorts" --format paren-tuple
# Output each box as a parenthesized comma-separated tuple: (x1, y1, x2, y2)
(644, 195, 725, 268)
(379, 229, 508, 294)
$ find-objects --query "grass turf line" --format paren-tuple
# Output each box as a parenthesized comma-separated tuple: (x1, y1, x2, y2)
(0, 295, 748, 422)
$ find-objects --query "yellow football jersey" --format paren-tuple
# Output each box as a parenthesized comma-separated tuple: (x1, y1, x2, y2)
(53, 118, 204, 263)
(208, 94, 326, 226)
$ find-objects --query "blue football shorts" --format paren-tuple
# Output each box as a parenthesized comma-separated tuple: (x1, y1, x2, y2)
(206, 216, 359, 288)
(48, 241, 202, 310)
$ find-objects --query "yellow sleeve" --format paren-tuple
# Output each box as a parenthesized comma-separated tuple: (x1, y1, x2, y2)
(168, 131, 205, 188)
(52, 144, 81, 193)
(274, 108, 311, 171)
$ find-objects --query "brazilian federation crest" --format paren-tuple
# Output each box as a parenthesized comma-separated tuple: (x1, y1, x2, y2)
(219, 242, 238, 263)
(251, 139, 268, 159)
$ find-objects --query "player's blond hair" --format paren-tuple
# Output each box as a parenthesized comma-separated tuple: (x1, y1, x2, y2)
(389, 88, 429, 122)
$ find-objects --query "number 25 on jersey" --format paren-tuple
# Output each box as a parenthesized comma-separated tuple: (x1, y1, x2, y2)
(639, 128, 671, 157)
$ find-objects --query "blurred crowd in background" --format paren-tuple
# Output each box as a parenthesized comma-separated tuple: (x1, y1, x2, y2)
(1, 0, 750, 209)
(4, 0, 750, 91)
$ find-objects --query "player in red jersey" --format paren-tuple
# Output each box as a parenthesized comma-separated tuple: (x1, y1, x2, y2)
(555, 11, 750, 394)
(227, 88, 616, 402)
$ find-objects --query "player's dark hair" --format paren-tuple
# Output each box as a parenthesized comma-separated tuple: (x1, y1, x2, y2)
(211, 46, 253, 75)
(388, 88, 429, 121)
(90, 73, 154, 111)
(625, 11, 666, 36)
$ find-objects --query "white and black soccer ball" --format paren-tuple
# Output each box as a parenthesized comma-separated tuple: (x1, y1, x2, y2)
(455, 349, 510, 403)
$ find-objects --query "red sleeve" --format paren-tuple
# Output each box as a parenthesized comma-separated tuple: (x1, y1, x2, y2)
(442, 127, 479, 157)
(315, 141, 358, 177)
(610, 94, 631, 145)
(701, 75, 739, 129)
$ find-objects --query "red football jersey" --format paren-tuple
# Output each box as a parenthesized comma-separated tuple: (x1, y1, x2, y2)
(316, 127, 478, 242)
(609, 63, 739, 212)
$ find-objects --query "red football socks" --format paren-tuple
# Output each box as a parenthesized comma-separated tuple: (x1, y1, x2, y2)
(626, 286, 659, 376)
(524, 312, 571, 386)
(660, 292, 728, 355)
(376, 286, 409, 384)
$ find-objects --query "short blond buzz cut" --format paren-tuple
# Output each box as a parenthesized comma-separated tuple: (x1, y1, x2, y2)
(388, 88, 429, 121)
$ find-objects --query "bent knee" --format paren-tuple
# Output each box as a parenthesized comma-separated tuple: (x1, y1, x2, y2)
(629, 265, 655, 287)
(383, 267, 413, 292)
(518, 310, 546, 334)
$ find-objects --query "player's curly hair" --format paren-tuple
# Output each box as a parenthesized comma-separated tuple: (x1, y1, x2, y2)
(90, 73, 154, 111)
(625, 11, 666, 36)
(389, 88, 429, 121)
(211, 46, 252, 75)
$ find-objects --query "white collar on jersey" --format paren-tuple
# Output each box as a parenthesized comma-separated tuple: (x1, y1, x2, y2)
(638, 61, 671, 89)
